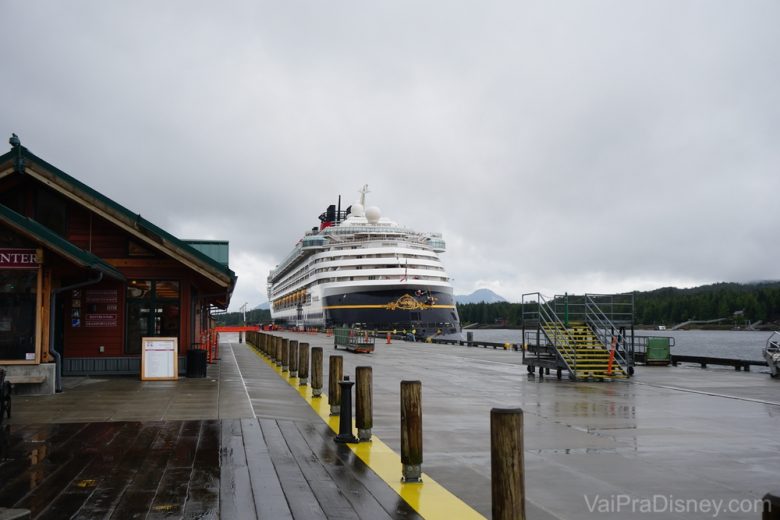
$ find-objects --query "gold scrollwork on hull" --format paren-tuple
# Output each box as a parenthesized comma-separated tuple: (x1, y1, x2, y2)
(385, 293, 437, 311)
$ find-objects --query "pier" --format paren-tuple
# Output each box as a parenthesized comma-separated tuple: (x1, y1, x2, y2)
(3, 332, 780, 519)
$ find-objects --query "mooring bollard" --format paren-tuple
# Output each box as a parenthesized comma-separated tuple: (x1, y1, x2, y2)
(356, 366, 372, 441)
(311, 347, 323, 397)
(335, 375, 359, 443)
(289, 340, 299, 377)
(298, 342, 310, 385)
(282, 339, 290, 372)
(239, 331, 243, 343)
(329, 355, 343, 415)
(491, 408, 525, 520)
(401, 380, 422, 482)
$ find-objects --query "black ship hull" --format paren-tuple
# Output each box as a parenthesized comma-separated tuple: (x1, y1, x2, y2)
(322, 288, 459, 336)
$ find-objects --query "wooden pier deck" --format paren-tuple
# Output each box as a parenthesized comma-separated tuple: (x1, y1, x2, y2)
(0, 343, 421, 519)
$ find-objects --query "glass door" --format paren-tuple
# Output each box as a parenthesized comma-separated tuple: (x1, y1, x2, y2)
(125, 280, 179, 354)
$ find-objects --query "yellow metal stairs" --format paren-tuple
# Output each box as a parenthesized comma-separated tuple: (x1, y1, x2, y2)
(543, 321, 627, 381)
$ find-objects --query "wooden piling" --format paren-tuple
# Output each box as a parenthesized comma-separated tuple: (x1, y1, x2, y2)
(491, 408, 525, 520)
(763, 491, 780, 520)
(356, 366, 372, 441)
(311, 347, 323, 397)
(298, 342, 310, 385)
(329, 355, 343, 415)
(275, 337, 282, 366)
(282, 339, 291, 371)
(400, 380, 422, 482)
(289, 340, 299, 377)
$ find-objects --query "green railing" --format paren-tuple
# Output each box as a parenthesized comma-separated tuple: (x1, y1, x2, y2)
(334, 327, 376, 352)
(522, 292, 578, 377)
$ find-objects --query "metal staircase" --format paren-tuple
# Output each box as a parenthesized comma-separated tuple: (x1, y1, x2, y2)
(522, 293, 634, 381)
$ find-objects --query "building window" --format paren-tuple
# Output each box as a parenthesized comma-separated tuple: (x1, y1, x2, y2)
(0, 271, 37, 361)
(125, 280, 180, 354)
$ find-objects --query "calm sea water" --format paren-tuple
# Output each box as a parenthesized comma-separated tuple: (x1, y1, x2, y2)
(456, 328, 774, 362)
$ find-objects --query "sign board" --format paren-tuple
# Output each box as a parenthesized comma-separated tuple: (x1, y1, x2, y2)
(0, 248, 40, 269)
(141, 337, 178, 381)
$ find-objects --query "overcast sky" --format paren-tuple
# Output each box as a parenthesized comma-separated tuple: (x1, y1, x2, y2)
(2, 1, 779, 309)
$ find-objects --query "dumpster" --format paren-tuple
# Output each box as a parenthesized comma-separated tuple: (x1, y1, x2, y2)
(645, 337, 671, 366)
(186, 348, 208, 378)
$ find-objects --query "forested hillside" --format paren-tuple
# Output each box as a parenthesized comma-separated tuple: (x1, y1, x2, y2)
(217, 308, 271, 326)
(457, 282, 780, 327)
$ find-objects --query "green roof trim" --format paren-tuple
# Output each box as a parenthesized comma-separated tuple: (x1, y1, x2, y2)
(0, 203, 126, 281)
(184, 240, 229, 266)
(0, 145, 237, 294)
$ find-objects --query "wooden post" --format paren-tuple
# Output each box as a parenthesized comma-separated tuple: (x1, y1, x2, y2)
(275, 337, 282, 366)
(289, 340, 299, 377)
(763, 492, 780, 520)
(311, 347, 323, 397)
(356, 366, 372, 441)
(491, 408, 525, 520)
(329, 355, 343, 415)
(282, 339, 291, 372)
(400, 380, 422, 482)
(298, 342, 310, 385)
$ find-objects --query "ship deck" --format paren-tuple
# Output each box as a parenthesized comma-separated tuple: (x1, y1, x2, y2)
(3, 332, 779, 519)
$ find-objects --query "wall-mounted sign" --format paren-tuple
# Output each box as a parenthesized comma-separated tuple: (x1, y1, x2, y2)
(78, 289, 119, 328)
(85, 313, 117, 328)
(0, 248, 40, 269)
(141, 337, 178, 381)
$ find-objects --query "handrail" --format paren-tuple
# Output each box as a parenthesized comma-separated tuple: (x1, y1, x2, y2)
(584, 295, 630, 374)
(522, 292, 578, 376)
(767, 331, 780, 351)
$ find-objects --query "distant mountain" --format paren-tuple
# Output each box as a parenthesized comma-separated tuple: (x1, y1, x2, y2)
(455, 288, 507, 305)
(253, 301, 270, 310)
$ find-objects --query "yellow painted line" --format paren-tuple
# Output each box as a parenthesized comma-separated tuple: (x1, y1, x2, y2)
(322, 304, 456, 310)
(246, 341, 485, 520)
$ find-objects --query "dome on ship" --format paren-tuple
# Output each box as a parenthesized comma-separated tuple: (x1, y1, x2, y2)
(351, 203, 365, 217)
(365, 206, 381, 224)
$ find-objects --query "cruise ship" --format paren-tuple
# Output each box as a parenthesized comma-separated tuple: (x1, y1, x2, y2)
(267, 186, 460, 336)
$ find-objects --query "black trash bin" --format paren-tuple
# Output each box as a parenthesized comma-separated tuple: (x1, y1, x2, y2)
(186, 348, 208, 378)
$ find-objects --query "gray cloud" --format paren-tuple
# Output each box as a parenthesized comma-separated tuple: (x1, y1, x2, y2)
(2, 1, 779, 308)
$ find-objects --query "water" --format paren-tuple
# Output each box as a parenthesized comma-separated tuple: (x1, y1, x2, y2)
(455, 328, 774, 362)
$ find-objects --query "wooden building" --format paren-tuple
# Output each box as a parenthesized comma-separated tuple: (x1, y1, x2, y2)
(0, 135, 236, 393)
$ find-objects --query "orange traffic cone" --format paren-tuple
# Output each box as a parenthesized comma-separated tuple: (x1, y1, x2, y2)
(386, 332, 392, 344)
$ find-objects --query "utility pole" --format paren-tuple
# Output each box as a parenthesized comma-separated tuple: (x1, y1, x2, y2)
(240, 302, 248, 325)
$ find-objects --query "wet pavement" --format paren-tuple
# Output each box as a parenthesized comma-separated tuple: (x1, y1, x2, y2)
(3, 334, 779, 519)
(0, 343, 420, 519)
(272, 331, 780, 520)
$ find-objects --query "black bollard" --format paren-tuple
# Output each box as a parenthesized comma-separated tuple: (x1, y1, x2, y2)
(334, 376, 359, 444)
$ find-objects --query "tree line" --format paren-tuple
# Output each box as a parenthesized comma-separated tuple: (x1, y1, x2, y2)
(217, 308, 271, 326)
(457, 282, 780, 327)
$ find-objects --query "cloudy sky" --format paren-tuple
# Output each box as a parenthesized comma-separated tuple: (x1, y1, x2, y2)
(2, 1, 779, 308)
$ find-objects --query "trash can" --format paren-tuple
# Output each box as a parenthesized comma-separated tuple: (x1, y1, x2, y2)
(646, 337, 671, 366)
(466, 331, 474, 344)
(187, 348, 208, 378)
